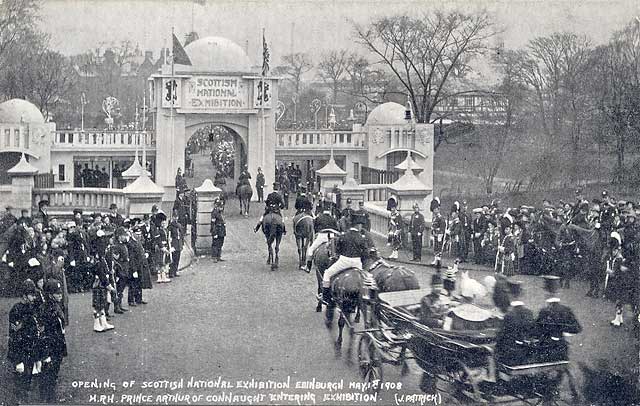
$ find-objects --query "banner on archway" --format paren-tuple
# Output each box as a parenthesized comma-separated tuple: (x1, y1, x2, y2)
(185, 76, 249, 110)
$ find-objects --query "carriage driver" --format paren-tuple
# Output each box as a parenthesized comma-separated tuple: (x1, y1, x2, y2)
(321, 213, 371, 305)
(305, 201, 340, 273)
(254, 182, 286, 233)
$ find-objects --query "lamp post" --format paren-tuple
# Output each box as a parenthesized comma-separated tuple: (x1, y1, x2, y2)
(328, 106, 336, 130)
(311, 98, 321, 130)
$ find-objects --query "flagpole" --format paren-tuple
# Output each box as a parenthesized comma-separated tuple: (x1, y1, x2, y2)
(171, 27, 175, 192)
(261, 29, 266, 173)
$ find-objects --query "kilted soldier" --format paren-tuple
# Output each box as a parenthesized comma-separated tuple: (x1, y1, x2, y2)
(431, 202, 446, 267)
(154, 213, 172, 283)
(39, 279, 67, 403)
(448, 211, 464, 262)
(210, 203, 226, 262)
(111, 227, 130, 313)
(409, 203, 425, 262)
(497, 223, 516, 276)
(92, 230, 115, 333)
(606, 232, 636, 327)
(7, 280, 41, 404)
(387, 205, 403, 260)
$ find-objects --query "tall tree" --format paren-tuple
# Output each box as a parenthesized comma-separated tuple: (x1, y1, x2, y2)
(519, 32, 592, 182)
(354, 11, 495, 150)
(589, 21, 640, 184)
(318, 49, 349, 103)
(0, 0, 40, 71)
(274, 52, 313, 95)
(343, 54, 393, 103)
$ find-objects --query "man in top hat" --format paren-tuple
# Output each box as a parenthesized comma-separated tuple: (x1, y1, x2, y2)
(408, 203, 426, 262)
(495, 280, 537, 366)
(254, 182, 285, 233)
(256, 167, 265, 202)
(472, 208, 487, 264)
(108, 203, 123, 227)
(305, 200, 340, 273)
(536, 275, 582, 362)
(37, 200, 50, 229)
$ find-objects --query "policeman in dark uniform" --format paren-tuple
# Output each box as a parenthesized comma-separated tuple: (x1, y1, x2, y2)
(39, 278, 68, 403)
(111, 227, 130, 314)
(254, 183, 285, 233)
(409, 203, 425, 262)
(536, 275, 582, 362)
(210, 203, 226, 262)
(7, 279, 40, 403)
(353, 201, 370, 232)
(256, 167, 266, 202)
(305, 201, 340, 273)
(167, 210, 184, 278)
(341, 198, 355, 220)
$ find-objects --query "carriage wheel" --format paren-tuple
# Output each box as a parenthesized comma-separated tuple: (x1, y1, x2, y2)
(443, 361, 485, 404)
(358, 335, 383, 385)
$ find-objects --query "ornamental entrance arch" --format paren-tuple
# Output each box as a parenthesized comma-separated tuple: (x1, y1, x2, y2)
(148, 36, 278, 203)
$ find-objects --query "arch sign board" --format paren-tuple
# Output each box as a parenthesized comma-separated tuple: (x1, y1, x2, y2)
(159, 75, 272, 111)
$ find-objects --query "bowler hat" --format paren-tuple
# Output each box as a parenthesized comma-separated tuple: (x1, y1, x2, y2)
(38, 200, 49, 208)
(109, 203, 118, 210)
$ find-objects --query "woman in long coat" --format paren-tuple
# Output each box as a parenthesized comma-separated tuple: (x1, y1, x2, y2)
(497, 224, 516, 276)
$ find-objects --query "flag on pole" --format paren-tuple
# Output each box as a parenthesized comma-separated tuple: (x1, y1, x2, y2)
(172, 33, 192, 66)
(262, 29, 270, 76)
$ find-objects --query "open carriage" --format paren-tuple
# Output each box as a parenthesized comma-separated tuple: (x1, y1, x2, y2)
(355, 288, 577, 405)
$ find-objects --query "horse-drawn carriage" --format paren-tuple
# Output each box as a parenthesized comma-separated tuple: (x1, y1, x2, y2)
(354, 287, 577, 405)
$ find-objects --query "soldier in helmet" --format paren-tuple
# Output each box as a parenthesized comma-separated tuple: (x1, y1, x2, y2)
(254, 182, 286, 233)
(38, 278, 68, 403)
(210, 203, 226, 262)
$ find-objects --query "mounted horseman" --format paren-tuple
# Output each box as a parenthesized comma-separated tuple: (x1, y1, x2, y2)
(254, 182, 286, 269)
(236, 164, 253, 216)
(305, 200, 340, 273)
(293, 184, 315, 270)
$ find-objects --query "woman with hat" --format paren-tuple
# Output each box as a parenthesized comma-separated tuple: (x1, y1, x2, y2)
(496, 223, 516, 277)
(387, 205, 403, 260)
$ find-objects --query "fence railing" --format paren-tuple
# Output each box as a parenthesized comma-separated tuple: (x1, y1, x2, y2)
(34, 173, 55, 189)
(33, 188, 126, 214)
(361, 166, 401, 185)
(276, 130, 367, 149)
(52, 130, 155, 148)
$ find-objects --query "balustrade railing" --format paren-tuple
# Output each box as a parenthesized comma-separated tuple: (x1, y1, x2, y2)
(52, 130, 155, 148)
(361, 184, 389, 203)
(33, 188, 126, 214)
(276, 130, 366, 149)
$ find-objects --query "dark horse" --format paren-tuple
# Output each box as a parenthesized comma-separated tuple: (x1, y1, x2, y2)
(261, 212, 284, 271)
(293, 212, 314, 270)
(237, 184, 253, 217)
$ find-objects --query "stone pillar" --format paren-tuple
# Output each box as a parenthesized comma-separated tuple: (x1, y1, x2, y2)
(340, 177, 365, 205)
(7, 154, 38, 214)
(388, 153, 431, 217)
(122, 173, 165, 218)
(194, 179, 222, 255)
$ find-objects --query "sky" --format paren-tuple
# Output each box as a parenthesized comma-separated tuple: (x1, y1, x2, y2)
(39, 0, 640, 65)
